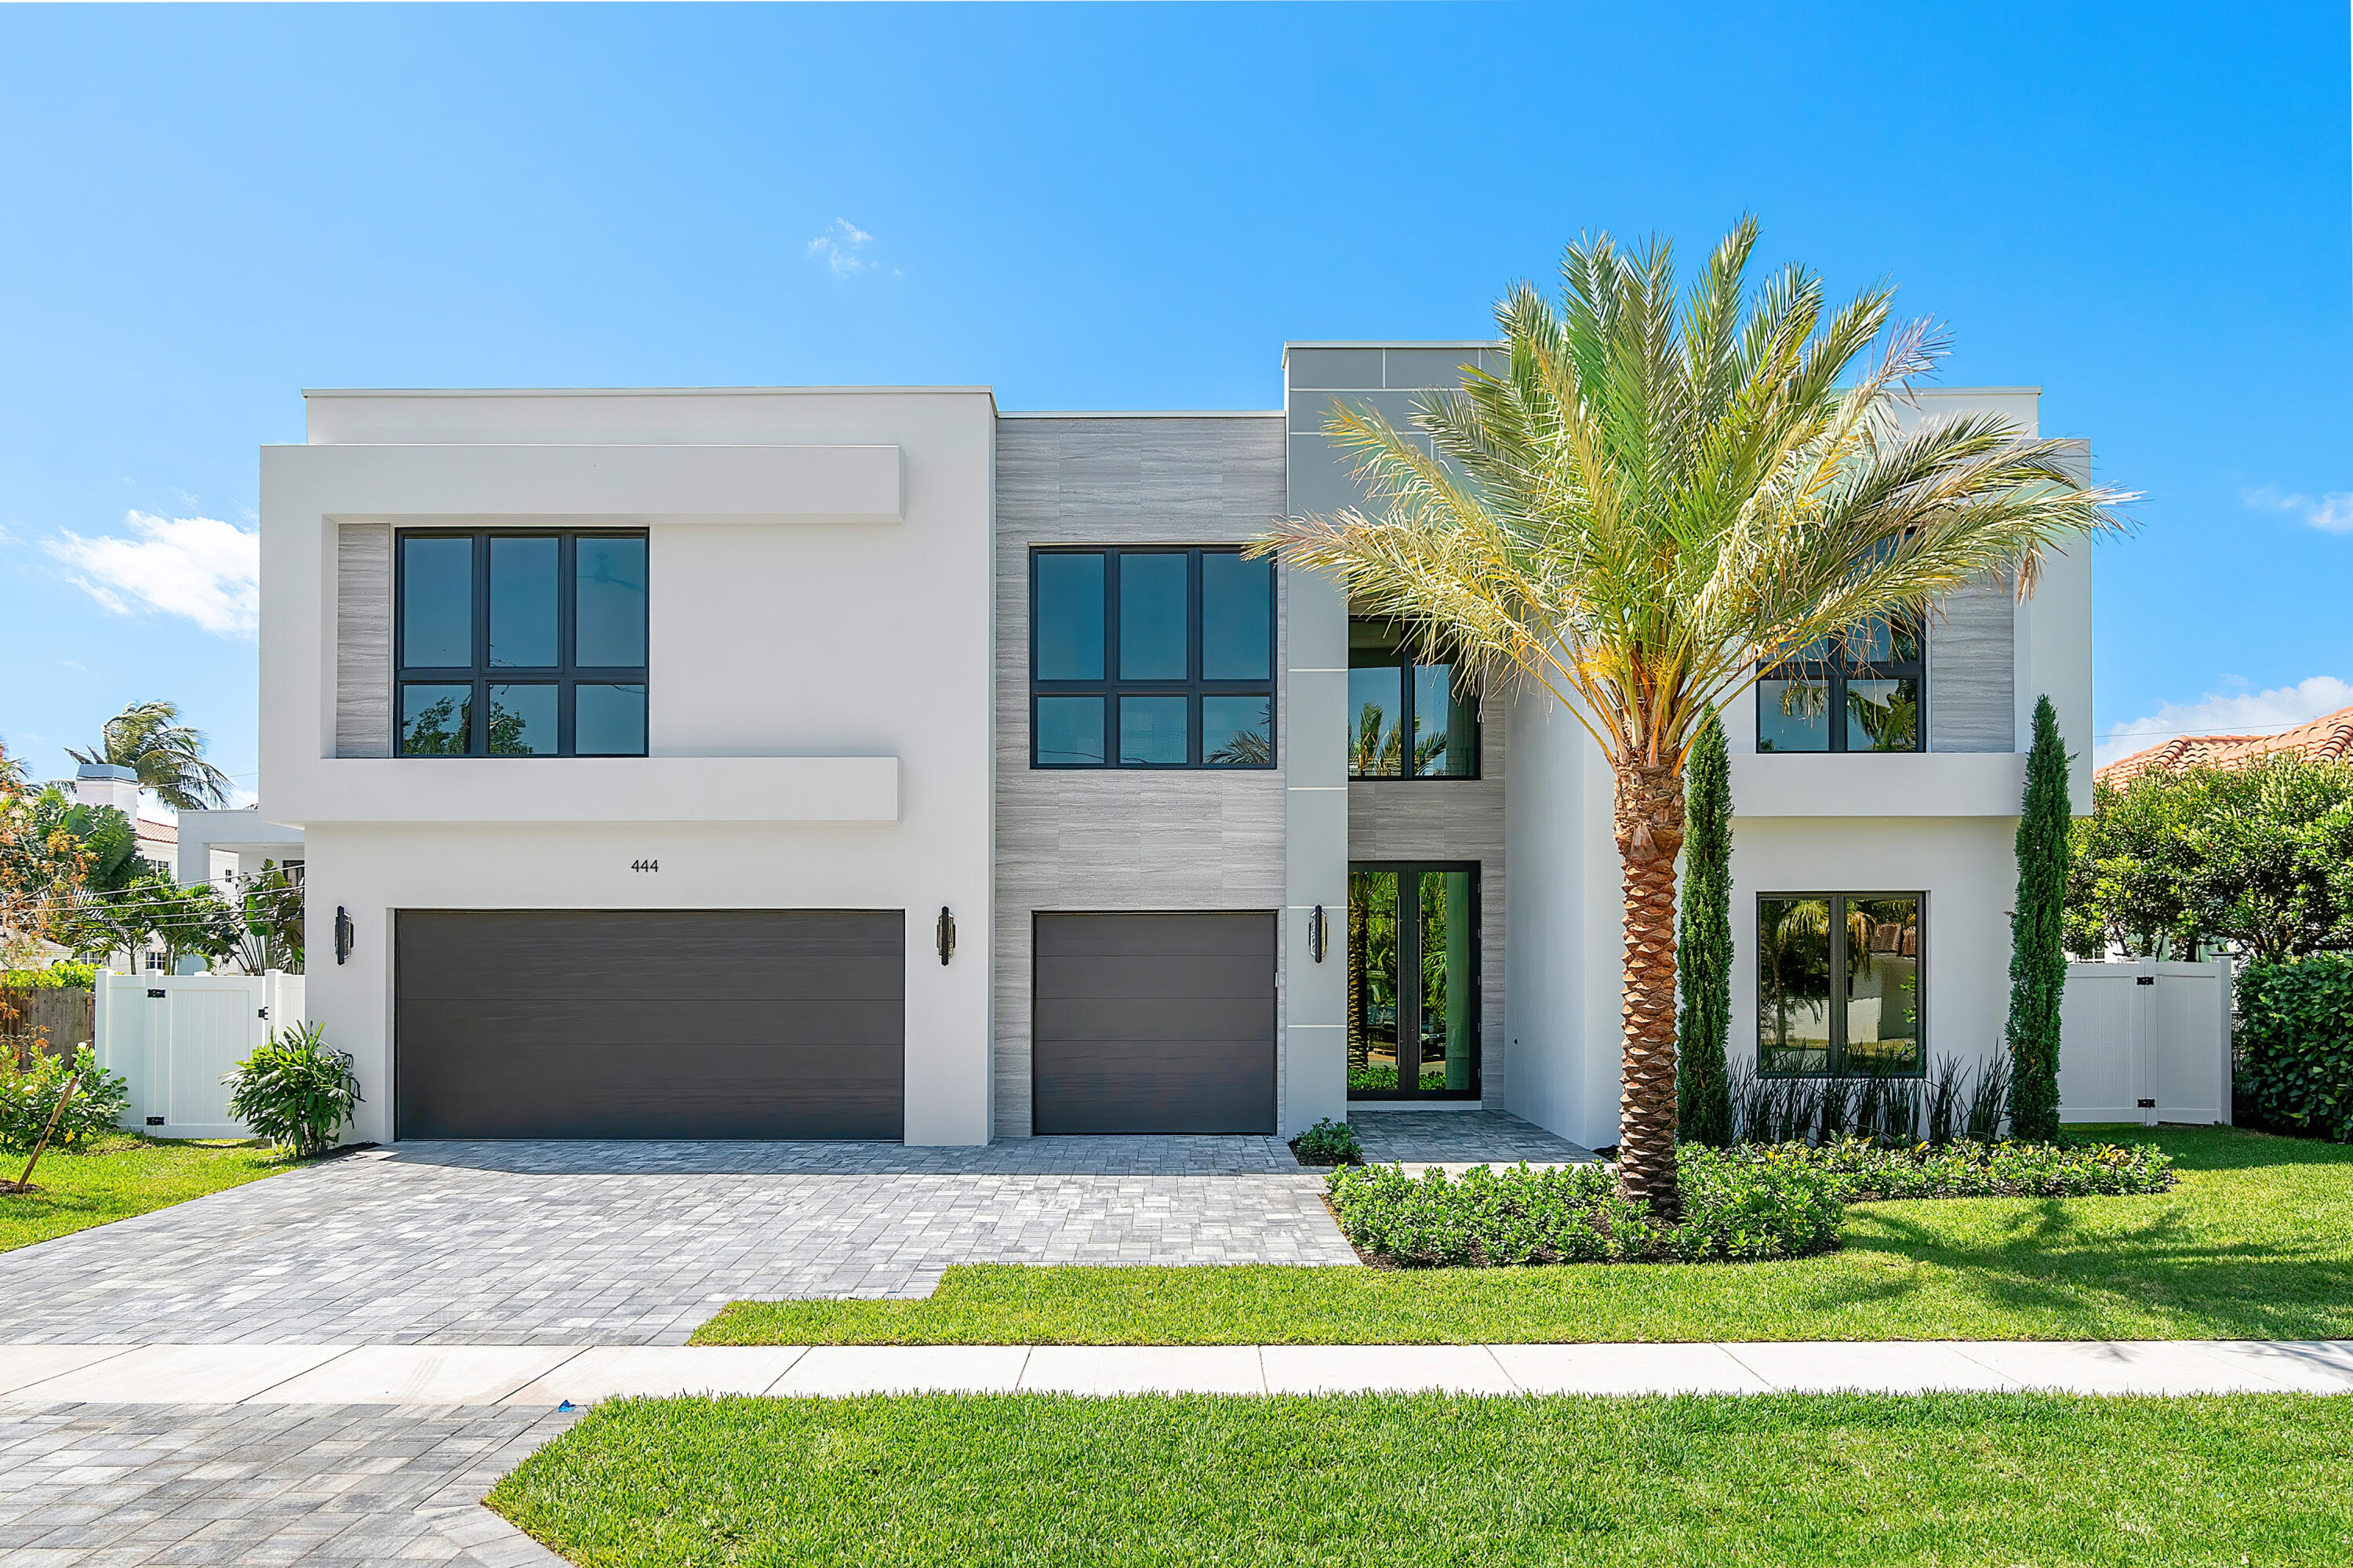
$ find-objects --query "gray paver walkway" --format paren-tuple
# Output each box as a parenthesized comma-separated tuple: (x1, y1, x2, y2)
(1351, 1110, 1595, 1167)
(0, 1402, 573, 1566)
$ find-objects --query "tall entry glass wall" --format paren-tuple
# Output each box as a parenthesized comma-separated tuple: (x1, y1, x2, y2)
(1347, 862, 1480, 1099)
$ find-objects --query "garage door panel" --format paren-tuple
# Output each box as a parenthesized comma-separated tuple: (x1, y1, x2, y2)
(1033, 1038, 1275, 1137)
(400, 995, 904, 1050)
(1035, 914, 1274, 960)
(1032, 911, 1275, 1136)
(1033, 955, 1271, 1002)
(397, 912, 903, 1001)
(1033, 995, 1274, 1046)
(395, 956, 907, 1006)
(395, 1038, 903, 1141)
(395, 910, 904, 1140)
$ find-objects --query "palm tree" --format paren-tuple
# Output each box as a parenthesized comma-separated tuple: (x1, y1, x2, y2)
(67, 700, 232, 810)
(1256, 220, 2129, 1217)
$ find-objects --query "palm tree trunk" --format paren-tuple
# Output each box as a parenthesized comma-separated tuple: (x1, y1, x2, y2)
(1614, 761, 1686, 1221)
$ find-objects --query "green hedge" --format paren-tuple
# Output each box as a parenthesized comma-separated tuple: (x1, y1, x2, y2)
(2238, 956, 2353, 1142)
(0, 963, 96, 991)
(1722, 1135, 2175, 1200)
(1326, 1149, 1846, 1266)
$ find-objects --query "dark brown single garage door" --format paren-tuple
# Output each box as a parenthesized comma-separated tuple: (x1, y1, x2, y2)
(1033, 911, 1275, 1135)
(395, 910, 904, 1140)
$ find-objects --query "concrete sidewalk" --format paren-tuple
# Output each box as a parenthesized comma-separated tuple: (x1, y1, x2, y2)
(6, 1337, 2351, 1404)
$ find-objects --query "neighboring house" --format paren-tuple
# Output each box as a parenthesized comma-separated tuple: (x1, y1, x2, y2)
(258, 357, 2093, 1148)
(176, 807, 305, 891)
(2095, 702, 2353, 789)
(53, 763, 181, 872)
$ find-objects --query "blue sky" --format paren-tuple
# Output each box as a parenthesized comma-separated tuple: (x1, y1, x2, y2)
(2, 2, 2347, 802)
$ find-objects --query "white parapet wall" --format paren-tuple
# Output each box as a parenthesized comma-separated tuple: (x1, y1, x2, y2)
(2058, 959, 2233, 1126)
(94, 972, 307, 1140)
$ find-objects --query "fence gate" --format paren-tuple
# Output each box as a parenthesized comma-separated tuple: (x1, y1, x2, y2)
(2057, 959, 2232, 1126)
(94, 972, 307, 1139)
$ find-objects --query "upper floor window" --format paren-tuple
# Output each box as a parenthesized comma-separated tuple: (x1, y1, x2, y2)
(396, 530, 649, 757)
(1030, 547, 1274, 769)
(1348, 620, 1478, 778)
(1756, 613, 1923, 754)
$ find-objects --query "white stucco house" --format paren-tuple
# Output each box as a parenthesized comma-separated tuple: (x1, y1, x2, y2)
(258, 350, 2092, 1148)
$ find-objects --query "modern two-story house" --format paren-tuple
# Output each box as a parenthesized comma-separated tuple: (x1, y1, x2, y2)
(258, 348, 2092, 1149)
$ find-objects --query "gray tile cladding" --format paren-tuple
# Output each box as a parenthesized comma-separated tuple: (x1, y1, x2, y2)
(995, 416, 1290, 1137)
(336, 522, 392, 758)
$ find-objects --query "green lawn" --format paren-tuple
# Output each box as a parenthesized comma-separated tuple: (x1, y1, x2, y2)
(490, 1390, 2353, 1567)
(0, 1137, 289, 1252)
(696, 1126, 2353, 1345)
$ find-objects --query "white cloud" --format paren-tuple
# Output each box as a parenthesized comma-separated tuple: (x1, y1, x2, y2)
(2242, 484, 2353, 534)
(45, 511, 260, 637)
(2096, 674, 2353, 767)
(805, 218, 878, 278)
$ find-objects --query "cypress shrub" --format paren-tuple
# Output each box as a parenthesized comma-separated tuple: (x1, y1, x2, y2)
(2007, 694, 2071, 1139)
(2235, 956, 2353, 1141)
(1677, 708, 1734, 1147)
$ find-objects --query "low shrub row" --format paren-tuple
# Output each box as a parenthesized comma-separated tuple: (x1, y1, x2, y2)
(1325, 1148, 1846, 1267)
(1326, 1135, 2175, 1268)
(1721, 1134, 2176, 1201)
(2236, 956, 2353, 1143)
(0, 963, 98, 991)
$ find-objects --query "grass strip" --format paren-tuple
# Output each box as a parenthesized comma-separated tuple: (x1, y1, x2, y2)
(490, 1390, 2353, 1567)
(695, 1126, 2353, 1345)
(0, 1137, 287, 1252)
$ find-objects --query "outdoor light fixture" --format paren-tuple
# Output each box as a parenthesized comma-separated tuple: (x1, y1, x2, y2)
(936, 905, 956, 966)
(334, 906, 355, 966)
(1307, 904, 1329, 963)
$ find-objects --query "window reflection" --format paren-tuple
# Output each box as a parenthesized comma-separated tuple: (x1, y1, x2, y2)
(489, 537, 558, 668)
(1758, 893, 1923, 1076)
(1118, 553, 1187, 680)
(576, 537, 648, 668)
(1349, 619, 1478, 779)
(401, 537, 474, 668)
(1200, 553, 1271, 681)
(1118, 695, 1187, 765)
(1034, 697, 1106, 766)
(487, 684, 558, 755)
(1756, 612, 1925, 754)
(574, 683, 647, 756)
(1202, 696, 1272, 767)
(399, 684, 473, 756)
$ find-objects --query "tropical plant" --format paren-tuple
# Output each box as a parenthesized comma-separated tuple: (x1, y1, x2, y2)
(0, 751, 92, 977)
(227, 861, 305, 973)
(2006, 695, 2071, 1139)
(1257, 220, 2131, 1216)
(13, 788, 144, 893)
(1292, 1117, 1363, 1165)
(2068, 755, 2353, 962)
(0, 1043, 130, 1154)
(2234, 955, 2353, 1142)
(223, 1020, 362, 1155)
(67, 700, 233, 810)
(1675, 709, 1734, 1146)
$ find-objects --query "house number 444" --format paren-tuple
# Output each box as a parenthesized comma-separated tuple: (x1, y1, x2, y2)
(631, 859, 660, 873)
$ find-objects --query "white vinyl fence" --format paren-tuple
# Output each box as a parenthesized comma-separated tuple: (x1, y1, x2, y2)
(2058, 959, 2232, 1127)
(94, 972, 307, 1139)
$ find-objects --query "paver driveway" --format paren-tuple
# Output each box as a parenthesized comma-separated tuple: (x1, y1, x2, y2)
(0, 1136, 1355, 1346)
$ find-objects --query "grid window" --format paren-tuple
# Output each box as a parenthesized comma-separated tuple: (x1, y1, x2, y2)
(1347, 620, 1478, 778)
(1756, 614, 1925, 753)
(1030, 547, 1275, 769)
(1757, 892, 1924, 1076)
(396, 529, 649, 757)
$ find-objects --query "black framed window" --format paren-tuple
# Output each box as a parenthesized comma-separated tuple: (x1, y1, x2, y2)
(1030, 547, 1275, 769)
(1348, 861, 1480, 1099)
(1757, 892, 1923, 1076)
(1348, 619, 1478, 778)
(395, 529, 649, 758)
(1756, 614, 1924, 753)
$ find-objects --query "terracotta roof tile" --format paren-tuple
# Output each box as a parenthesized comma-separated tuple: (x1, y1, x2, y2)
(2096, 703, 2353, 788)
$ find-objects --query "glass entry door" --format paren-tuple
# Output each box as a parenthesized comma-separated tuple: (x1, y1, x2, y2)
(1347, 862, 1479, 1099)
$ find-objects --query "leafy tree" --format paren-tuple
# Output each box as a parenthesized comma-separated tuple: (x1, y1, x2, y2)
(1676, 709, 1733, 1146)
(67, 700, 232, 810)
(1257, 220, 2126, 1216)
(0, 744, 90, 977)
(2006, 696, 2071, 1141)
(2067, 755, 2353, 964)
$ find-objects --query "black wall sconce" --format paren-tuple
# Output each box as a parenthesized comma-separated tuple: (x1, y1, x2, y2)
(936, 905, 956, 966)
(1307, 904, 1329, 963)
(334, 906, 355, 966)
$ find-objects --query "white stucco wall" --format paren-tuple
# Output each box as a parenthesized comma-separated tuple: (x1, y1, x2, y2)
(260, 390, 997, 1145)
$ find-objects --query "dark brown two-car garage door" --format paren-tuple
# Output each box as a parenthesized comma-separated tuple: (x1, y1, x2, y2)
(1033, 912, 1276, 1135)
(395, 910, 904, 1140)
